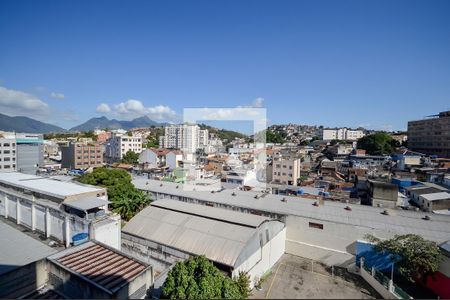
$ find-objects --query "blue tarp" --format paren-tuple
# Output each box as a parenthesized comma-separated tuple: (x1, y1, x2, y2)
(391, 178, 421, 188)
(355, 241, 398, 271)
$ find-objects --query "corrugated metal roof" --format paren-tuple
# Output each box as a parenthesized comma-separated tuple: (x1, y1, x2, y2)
(64, 198, 110, 211)
(123, 202, 278, 267)
(151, 199, 269, 228)
(0, 172, 103, 199)
(48, 241, 149, 294)
(0, 220, 57, 275)
(421, 192, 450, 201)
(133, 178, 450, 243)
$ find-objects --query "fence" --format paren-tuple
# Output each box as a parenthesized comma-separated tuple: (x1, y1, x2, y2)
(360, 257, 413, 299)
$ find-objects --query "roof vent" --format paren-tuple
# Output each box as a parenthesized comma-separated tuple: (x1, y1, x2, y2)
(254, 195, 259, 199)
(160, 183, 163, 187)
(345, 206, 352, 211)
(423, 215, 431, 221)
(232, 192, 236, 196)
(146, 181, 149, 185)
(176, 185, 179, 189)
(313, 201, 319, 207)
(381, 209, 389, 215)
(211, 190, 215, 193)
(281, 197, 287, 203)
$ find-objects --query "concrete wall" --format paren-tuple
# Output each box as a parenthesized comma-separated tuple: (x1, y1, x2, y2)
(233, 227, 286, 289)
(284, 215, 392, 266)
(0, 259, 48, 298)
(91, 216, 121, 250)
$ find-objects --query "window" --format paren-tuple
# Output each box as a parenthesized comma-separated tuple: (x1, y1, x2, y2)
(309, 222, 323, 230)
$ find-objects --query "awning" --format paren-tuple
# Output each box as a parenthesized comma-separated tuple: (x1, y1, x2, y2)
(64, 198, 110, 211)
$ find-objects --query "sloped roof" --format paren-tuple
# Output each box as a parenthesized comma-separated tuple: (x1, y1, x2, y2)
(122, 200, 283, 267)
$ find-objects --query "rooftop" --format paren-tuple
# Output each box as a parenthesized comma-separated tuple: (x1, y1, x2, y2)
(0, 220, 57, 275)
(133, 178, 450, 243)
(420, 192, 450, 201)
(123, 199, 284, 267)
(0, 172, 103, 200)
(47, 241, 150, 295)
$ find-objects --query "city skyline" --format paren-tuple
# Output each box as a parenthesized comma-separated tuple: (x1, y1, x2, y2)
(1, 0, 450, 131)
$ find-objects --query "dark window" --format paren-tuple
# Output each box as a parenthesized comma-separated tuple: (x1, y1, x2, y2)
(309, 222, 324, 230)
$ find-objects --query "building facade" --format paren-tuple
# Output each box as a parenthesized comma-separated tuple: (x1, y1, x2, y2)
(0, 136, 16, 172)
(272, 154, 301, 185)
(159, 124, 208, 153)
(61, 142, 104, 169)
(105, 132, 142, 162)
(0, 172, 120, 249)
(408, 110, 450, 158)
(322, 128, 365, 141)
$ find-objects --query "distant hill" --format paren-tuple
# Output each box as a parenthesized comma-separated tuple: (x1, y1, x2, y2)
(70, 116, 162, 131)
(198, 123, 247, 142)
(0, 113, 66, 133)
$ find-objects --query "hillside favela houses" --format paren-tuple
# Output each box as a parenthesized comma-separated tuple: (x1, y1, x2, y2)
(3, 0, 450, 298)
(1, 107, 450, 299)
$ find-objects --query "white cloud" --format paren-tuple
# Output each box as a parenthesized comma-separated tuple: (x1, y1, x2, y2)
(252, 97, 264, 108)
(0, 86, 50, 119)
(50, 92, 65, 100)
(96, 103, 111, 113)
(98, 99, 179, 122)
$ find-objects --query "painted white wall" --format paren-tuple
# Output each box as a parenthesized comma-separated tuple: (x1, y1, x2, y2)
(139, 149, 157, 167)
(166, 152, 182, 170)
(285, 215, 392, 266)
(233, 228, 286, 289)
(91, 216, 121, 250)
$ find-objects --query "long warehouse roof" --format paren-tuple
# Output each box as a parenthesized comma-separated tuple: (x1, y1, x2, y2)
(133, 177, 450, 243)
(0, 172, 103, 199)
(0, 220, 57, 275)
(123, 199, 284, 267)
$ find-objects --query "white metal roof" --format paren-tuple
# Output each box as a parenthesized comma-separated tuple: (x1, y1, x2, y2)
(420, 192, 450, 201)
(123, 200, 283, 267)
(0, 172, 104, 199)
(152, 198, 269, 228)
(64, 198, 110, 211)
(133, 178, 450, 243)
(0, 221, 57, 275)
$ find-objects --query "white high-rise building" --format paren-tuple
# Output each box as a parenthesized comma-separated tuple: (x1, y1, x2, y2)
(322, 128, 365, 141)
(159, 124, 209, 153)
(0, 135, 16, 172)
(105, 131, 142, 162)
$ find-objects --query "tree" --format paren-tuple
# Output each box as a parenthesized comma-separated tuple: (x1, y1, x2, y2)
(265, 130, 285, 144)
(365, 234, 442, 282)
(78, 168, 151, 221)
(121, 150, 139, 165)
(356, 132, 397, 155)
(234, 271, 251, 298)
(162, 256, 246, 299)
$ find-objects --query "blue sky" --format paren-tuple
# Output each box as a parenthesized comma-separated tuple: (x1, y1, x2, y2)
(0, 0, 449, 131)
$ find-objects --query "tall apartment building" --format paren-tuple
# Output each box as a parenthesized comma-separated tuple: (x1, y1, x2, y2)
(105, 132, 142, 162)
(15, 133, 44, 174)
(0, 135, 16, 172)
(272, 153, 301, 186)
(408, 110, 450, 158)
(0, 132, 43, 174)
(159, 124, 208, 153)
(61, 142, 104, 169)
(322, 128, 365, 141)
